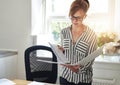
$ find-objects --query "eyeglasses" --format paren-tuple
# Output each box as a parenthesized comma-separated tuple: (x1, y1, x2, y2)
(70, 16, 84, 21)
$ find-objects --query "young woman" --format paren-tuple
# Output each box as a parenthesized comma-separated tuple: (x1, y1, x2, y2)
(59, 0, 98, 85)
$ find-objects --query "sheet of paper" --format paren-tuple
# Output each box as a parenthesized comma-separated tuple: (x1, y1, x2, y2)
(28, 81, 45, 85)
(37, 58, 67, 64)
(73, 46, 103, 66)
(49, 42, 70, 64)
(0, 78, 15, 85)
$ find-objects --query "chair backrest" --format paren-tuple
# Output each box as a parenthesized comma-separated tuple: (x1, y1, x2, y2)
(24, 45, 58, 83)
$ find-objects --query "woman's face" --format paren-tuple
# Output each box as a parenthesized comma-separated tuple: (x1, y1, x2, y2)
(70, 9, 86, 27)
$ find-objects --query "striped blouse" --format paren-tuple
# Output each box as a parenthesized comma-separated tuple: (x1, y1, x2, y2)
(60, 25, 97, 84)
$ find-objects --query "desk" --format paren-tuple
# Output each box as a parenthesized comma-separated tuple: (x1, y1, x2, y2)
(13, 79, 58, 85)
(0, 53, 17, 79)
(12, 79, 31, 85)
(93, 55, 120, 85)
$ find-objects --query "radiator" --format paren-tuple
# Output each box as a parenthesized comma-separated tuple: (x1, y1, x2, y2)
(92, 78, 115, 85)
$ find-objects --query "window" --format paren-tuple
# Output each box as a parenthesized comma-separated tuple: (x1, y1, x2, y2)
(32, 0, 117, 45)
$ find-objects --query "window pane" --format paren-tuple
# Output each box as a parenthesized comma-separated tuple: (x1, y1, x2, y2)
(33, 0, 115, 45)
(45, 0, 114, 43)
(88, 0, 109, 14)
(46, 0, 73, 16)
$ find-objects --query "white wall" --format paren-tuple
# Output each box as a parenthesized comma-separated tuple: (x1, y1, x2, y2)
(0, 0, 31, 79)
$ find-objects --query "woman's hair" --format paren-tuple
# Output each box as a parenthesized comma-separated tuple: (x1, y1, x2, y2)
(69, 0, 90, 17)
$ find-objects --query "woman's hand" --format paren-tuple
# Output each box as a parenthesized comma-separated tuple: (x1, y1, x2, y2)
(61, 64, 80, 73)
(57, 45, 65, 53)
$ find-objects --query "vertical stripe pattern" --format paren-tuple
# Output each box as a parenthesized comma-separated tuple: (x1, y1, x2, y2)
(60, 26, 97, 84)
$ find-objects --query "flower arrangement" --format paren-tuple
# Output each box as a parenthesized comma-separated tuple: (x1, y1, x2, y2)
(97, 32, 118, 47)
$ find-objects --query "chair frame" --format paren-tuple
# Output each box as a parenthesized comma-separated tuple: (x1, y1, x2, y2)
(24, 45, 58, 83)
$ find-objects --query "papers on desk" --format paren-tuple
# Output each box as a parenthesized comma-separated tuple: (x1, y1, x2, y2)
(28, 81, 56, 85)
(0, 78, 15, 85)
(28, 81, 45, 85)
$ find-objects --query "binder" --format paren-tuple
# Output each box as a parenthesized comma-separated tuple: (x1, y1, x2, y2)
(48, 42, 103, 66)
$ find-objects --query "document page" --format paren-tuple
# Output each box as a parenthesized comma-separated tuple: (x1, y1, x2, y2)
(73, 46, 103, 66)
(49, 42, 70, 64)
(37, 58, 66, 64)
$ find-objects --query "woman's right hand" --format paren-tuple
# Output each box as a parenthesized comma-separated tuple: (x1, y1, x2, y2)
(57, 45, 65, 53)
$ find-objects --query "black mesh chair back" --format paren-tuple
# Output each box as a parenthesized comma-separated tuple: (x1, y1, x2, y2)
(24, 45, 58, 83)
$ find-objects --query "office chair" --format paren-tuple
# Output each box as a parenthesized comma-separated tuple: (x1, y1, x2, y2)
(24, 45, 58, 83)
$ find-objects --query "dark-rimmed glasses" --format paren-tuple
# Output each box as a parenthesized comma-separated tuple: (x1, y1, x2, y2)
(70, 16, 84, 21)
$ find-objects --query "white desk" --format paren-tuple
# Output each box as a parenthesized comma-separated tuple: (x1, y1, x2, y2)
(0, 50, 18, 79)
(13, 79, 58, 85)
(0, 49, 17, 58)
(93, 55, 120, 85)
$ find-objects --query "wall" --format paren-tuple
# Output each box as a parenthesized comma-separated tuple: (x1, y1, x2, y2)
(0, 0, 31, 79)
